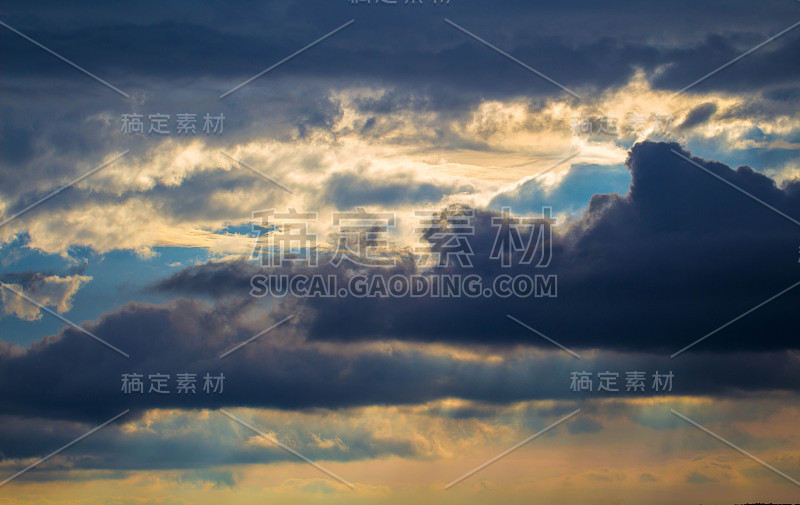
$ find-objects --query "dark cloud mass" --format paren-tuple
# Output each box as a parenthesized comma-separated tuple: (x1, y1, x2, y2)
(156, 141, 800, 354)
(678, 102, 718, 130)
(1, 141, 797, 425)
(1, 1, 799, 99)
(0, 292, 799, 425)
(2, 0, 800, 494)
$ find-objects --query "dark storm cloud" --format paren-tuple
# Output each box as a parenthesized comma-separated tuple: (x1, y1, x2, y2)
(1, 292, 799, 426)
(150, 260, 257, 298)
(0, 82, 349, 215)
(2, 21, 647, 98)
(2, 0, 799, 100)
(156, 142, 800, 354)
(678, 102, 717, 130)
(3, 0, 800, 483)
(3, 0, 800, 218)
(10, 141, 792, 425)
(151, 260, 256, 296)
(0, 97, 120, 197)
(2, 0, 796, 41)
(651, 32, 800, 94)
(304, 142, 800, 353)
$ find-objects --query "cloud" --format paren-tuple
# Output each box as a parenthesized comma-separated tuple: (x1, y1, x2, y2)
(324, 172, 468, 207)
(177, 469, 238, 489)
(488, 163, 631, 215)
(678, 102, 718, 130)
(0, 407, 421, 474)
(2, 1, 800, 498)
(685, 471, 716, 484)
(1, 274, 92, 320)
(3, 1, 800, 99)
(1, 287, 800, 424)
(153, 142, 800, 355)
(567, 417, 603, 435)
(639, 473, 658, 482)
(1, 69, 798, 260)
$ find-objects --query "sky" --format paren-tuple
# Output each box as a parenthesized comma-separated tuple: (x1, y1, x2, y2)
(1, 1, 800, 504)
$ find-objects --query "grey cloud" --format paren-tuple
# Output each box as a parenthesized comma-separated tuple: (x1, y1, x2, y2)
(0, 409, 418, 475)
(1, 292, 800, 424)
(686, 471, 717, 484)
(152, 142, 800, 356)
(678, 102, 717, 130)
(2, 2, 799, 109)
(324, 172, 472, 207)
